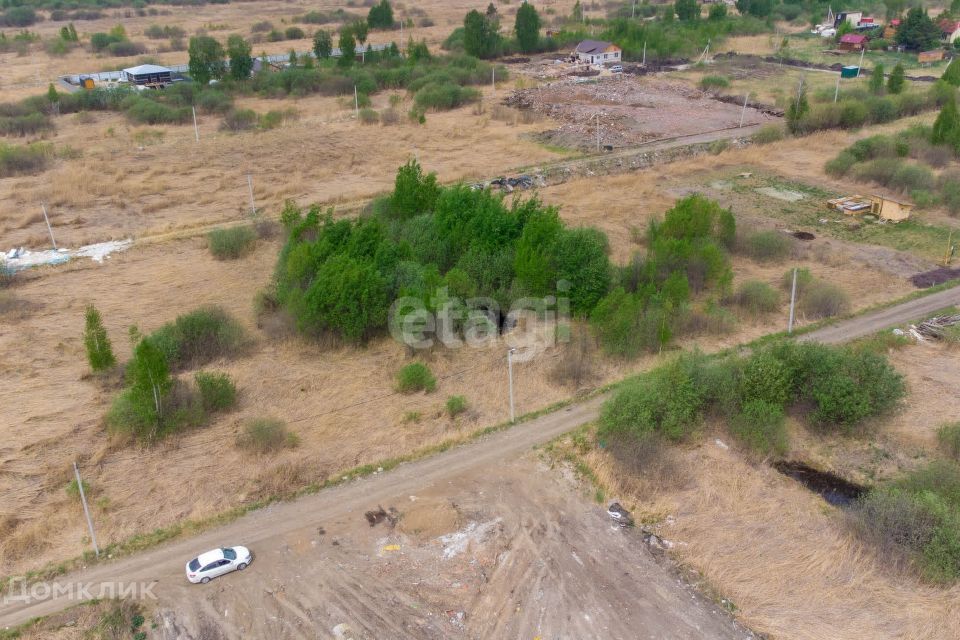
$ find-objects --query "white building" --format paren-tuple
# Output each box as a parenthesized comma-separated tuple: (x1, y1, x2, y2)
(574, 40, 622, 66)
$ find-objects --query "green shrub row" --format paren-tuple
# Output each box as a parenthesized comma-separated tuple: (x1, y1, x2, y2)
(599, 342, 905, 456)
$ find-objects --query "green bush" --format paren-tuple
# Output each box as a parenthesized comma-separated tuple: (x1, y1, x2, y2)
(220, 108, 258, 132)
(781, 267, 813, 292)
(413, 81, 480, 111)
(446, 395, 468, 417)
(599, 353, 706, 442)
(194, 371, 237, 412)
(146, 306, 247, 371)
(751, 124, 784, 144)
(395, 362, 436, 393)
(208, 225, 256, 259)
(889, 163, 935, 193)
(83, 304, 116, 372)
(824, 151, 857, 177)
(358, 107, 379, 124)
(0, 141, 51, 177)
(739, 230, 792, 263)
(732, 280, 780, 316)
(853, 461, 960, 583)
(800, 280, 850, 320)
(730, 399, 788, 456)
(699, 75, 729, 91)
(853, 157, 902, 186)
(938, 422, 960, 460)
(236, 418, 299, 453)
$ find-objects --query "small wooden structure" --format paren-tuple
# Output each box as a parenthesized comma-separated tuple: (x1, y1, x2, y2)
(827, 194, 913, 222)
(918, 49, 946, 65)
(883, 18, 900, 39)
(839, 34, 868, 51)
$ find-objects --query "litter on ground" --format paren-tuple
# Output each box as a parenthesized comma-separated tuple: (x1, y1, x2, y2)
(437, 518, 502, 559)
(2, 239, 133, 272)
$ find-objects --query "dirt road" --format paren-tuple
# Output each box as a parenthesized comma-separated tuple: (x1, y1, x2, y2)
(0, 399, 751, 639)
(798, 285, 960, 344)
(3, 287, 955, 635)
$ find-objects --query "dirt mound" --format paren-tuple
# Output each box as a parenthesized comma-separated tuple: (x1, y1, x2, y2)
(398, 500, 462, 539)
(910, 266, 960, 288)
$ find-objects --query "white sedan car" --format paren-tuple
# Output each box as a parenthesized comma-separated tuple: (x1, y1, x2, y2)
(185, 546, 252, 584)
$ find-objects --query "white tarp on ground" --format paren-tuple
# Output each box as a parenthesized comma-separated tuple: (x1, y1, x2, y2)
(2, 239, 133, 272)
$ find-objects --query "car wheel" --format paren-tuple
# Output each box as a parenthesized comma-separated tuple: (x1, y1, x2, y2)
(200, 577, 210, 584)
(237, 563, 247, 571)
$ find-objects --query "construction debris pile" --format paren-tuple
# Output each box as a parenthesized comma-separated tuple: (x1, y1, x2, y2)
(504, 76, 774, 151)
(471, 174, 545, 193)
(903, 314, 960, 342)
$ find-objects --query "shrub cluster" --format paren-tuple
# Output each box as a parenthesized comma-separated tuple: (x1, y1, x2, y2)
(107, 334, 238, 442)
(852, 461, 960, 583)
(794, 86, 938, 135)
(779, 268, 849, 319)
(396, 362, 436, 393)
(0, 142, 51, 177)
(208, 225, 257, 259)
(591, 195, 735, 357)
(737, 229, 793, 263)
(599, 342, 905, 455)
(273, 160, 612, 343)
(826, 126, 960, 213)
(236, 418, 299, 453)
(144, 305, 247, 371)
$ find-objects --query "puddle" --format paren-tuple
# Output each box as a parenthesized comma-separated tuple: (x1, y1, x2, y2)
(773, 461, 866, 507)
(791, 231, 815, 241)
(755, 187, 805, 202)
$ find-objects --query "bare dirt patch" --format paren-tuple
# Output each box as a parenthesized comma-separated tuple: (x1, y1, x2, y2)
(506, 76, 775, 150)
(144, 457, 753, 639)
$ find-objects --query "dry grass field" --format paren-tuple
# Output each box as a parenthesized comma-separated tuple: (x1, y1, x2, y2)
(0, 130, 923, 577)
(3, 3, 960, 634)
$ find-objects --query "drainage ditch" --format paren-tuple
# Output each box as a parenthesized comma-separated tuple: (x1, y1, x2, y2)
(773, 461, 867, 507)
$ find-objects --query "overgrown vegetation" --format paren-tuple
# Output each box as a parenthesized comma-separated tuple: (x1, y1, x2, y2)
(939, 422, 960, 461)
(590, 194, 735, 357)
(782, 268, 850, 319)
(446, 394, 468, 417)
(0, 141, 51, 177)
(84, 304, 116, 372)
(105, 308, 245, 443)
(208, 225, 256, 259)
(824, 125, 960, 212)
(852, 461, 960, 583)
(395, 362, 436, 394)
(272, 161, 612, 344)
(599, 342, 905, 456)
(144, 305, 247, 371)
(237, 418, 299, 454)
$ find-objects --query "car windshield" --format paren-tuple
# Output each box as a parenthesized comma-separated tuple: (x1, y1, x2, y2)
(222, 548, 236, 560)
(188, 558, 200, 571)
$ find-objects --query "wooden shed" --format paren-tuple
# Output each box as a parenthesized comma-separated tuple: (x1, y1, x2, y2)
(869, 195, 913, 222)
(827, 194, 913, 222)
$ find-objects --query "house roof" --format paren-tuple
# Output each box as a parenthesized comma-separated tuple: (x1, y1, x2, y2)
(890, 19, 901, 26)
(575, 40, 619, 54)
(941, 19, 960, 33)
(122, 64, 171, 75)
(839, 34, 867, 43)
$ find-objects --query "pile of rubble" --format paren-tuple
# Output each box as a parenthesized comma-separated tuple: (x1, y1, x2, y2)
(471, 174, 545, 193)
